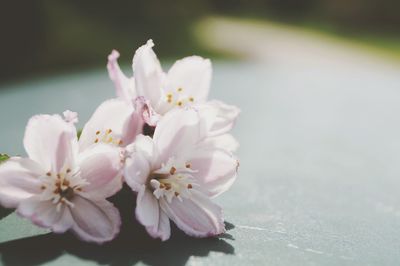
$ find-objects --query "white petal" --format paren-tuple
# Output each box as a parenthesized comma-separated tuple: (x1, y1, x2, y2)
(0, 157, 43, 208)
(160, 190, 225, 238)
(124, 136, 154, 191)
(153, 108, 204, 164)
(70, 196, 121, 243)
(79, 99, 142, 151)
(135, 185, 170, 240)
(107, 50, 136, 101)
(198, 134, 239, 152)
(134, 96, 161, 127)
(198, 100, 240, 137)
(186, 148, 238, 197)
(24, 114, 78, 173)
(165, 56, 211, 103)
(17, 197, 73, 233)
(78, 144, 123, 199)
(133, 39, 165, 110)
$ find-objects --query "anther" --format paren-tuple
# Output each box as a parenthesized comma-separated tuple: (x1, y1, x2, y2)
(189, 97, 194, 102)
(96, 131, 100, 135)
(94, 138, 99, 143)
(57, 174, 61, 179)
(177, 87, 183, 92)
(118, 140, 123, 145)
(62, 180, 70, 186)
(66, 168, 71, 173)
(177, 101, 183, 107)
(107, 129, 112, 134)
(165, 183, 172, 190)
(175, 192, 180, 197)
(46, 172, 51, 176)
(170, 167, 176, 175)
(187, 184, 193, 189)
(185, 163, 191, 168)
(41, 185, 46, 190)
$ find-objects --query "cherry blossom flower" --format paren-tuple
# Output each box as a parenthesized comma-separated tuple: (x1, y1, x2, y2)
(0, 114, 122, 243)
(78, 98, 143, 151)
(107, 40, 240, 131)
(124, 108, 239, 240)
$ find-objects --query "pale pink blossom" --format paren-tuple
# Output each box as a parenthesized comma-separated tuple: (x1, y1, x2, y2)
(107, 40, 240, 131)
(0, 114, 122, 243)
(78, 98, 143, 151)
(124, 108, 239, 240)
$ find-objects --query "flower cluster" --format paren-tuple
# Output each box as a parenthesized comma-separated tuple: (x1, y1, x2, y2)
(0, 40, 240, 243)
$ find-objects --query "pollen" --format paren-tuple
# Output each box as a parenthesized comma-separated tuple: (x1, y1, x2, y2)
(170, 167, 176, 175)
(189, 97, 194, 102)
(176, 101, 183, 107)
(177, 87, 183, 92)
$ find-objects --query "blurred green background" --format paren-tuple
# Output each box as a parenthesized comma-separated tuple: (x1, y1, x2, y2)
(1, 0, 399, 83)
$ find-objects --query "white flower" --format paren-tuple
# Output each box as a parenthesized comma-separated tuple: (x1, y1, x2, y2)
(124, 108, 239, 241)
(107, 39, 240, 134)
(0, 114, 122, 243)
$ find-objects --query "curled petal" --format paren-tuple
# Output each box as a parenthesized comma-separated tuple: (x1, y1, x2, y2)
(135, 185, 171, 241)
(165, 56, 211, 103)
(160, 190, 225, 238)
(134, 96, 161, 127)
(187, 148, 238, 197)
(78, 144, 123, 199)
(107, 50, 136, 101)
(79, 99, 142, 151)
(24, 114, 78, 173)
(198, 134, 239, 152)
(198, 100, 240, 137)
(133, 39, 165, 110)
(0, 157, 43, 208)
(70, 196, 121, 244)
(17, 197, 73, 233)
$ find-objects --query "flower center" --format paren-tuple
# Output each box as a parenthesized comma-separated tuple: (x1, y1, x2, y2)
(149, 160, 196, 203)
(39, 167, 88, 211)
(165, 87, 195, 108)
(93, 128, 123, 146)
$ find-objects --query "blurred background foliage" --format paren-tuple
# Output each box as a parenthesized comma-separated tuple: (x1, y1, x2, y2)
(1, 0, 399, 83)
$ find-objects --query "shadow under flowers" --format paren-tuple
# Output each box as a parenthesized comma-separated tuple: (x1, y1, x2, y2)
(0, 186, 235, 266)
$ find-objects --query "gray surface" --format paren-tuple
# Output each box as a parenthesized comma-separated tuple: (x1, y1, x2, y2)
(0, 56, 400, 266)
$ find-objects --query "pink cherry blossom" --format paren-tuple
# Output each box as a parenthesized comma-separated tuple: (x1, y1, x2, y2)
(78, 98, 144, 151)
(124, 108, 239, 241)
(0, 114, 122, 243)
(107, 40, 240, 131)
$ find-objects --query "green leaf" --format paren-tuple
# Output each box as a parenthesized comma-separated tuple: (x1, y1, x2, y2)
(0, 154, 9, 164)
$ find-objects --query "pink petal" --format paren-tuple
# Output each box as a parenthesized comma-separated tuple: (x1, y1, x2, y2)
(24, 114, 78, 173)
(133, 39, 165, 110)
(78, 143, 123, 199)
(134, 96, 161, 127)
(198, 134, 239, 152)
(153, 108, 203, 164)
(17, 197, 73, 233)
(198, 100, 240, 137)
(160, 190, 225, 238)
(107, 49, 136, 101)
(79, 99, 142, 151)
(124, 136, 154, 191)
(187, 148, 238, 197)
(165, 56, 211, 103)
(70, 196, 121, 244)
(0, 157, 43, 208)
(135, 185, 170, 241)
